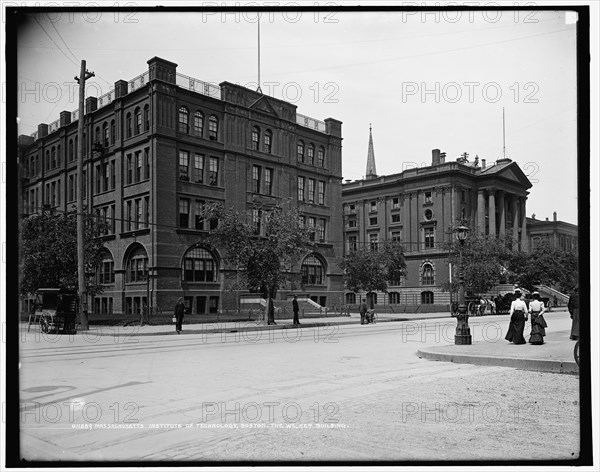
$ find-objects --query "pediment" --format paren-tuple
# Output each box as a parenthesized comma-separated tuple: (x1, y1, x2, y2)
(495, 163, 532, 188)
(249, 95, 279, 117)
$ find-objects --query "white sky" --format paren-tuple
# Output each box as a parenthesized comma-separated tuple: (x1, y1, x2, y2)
(12, 4, 586, 225)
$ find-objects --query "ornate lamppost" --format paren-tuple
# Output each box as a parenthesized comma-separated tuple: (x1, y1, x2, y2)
(454, 224, 472, 345)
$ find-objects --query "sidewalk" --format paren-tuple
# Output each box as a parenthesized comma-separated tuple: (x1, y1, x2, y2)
(417, 328, 579, 374)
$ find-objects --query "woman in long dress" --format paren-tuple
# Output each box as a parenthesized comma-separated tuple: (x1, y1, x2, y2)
(528, 291, 548, 345)
(505, 289, 529, 344)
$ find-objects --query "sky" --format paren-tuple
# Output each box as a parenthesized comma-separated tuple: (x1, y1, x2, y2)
(9, 4, 587, 225)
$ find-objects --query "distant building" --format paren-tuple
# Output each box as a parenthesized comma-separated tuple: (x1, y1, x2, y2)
(528, 212, 578, 252)
(342, 128, 534, 309)
(18, 56, 344, 317)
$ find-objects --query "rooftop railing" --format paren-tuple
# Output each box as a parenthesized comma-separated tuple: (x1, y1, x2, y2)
(296, 113, 327, 132)
(176, 72, 221, 99)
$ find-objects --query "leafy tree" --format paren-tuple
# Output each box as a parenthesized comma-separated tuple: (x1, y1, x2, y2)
(198, 202, 315, 317)
(340, 240, 407, 297)
(19, 210, 108, 297)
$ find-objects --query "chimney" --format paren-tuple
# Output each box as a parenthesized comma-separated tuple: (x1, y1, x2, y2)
(439, 151, 445, 164)
(114, 79, 128, 98)
(432, 149, 440, 166)
(481, 159, 486, 169)
(553, 211, 557, 221)
(85, 96, 98, 114)
(147, 56, 178, 84)
(546, 217, 549, 221)
(59, 110, 72, 127)
(37, 123, 48, 138)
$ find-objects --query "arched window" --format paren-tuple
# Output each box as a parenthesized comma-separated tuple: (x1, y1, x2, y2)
(135, 107, 142, 134)
(251, 126, 260, 150)
(301, 253, 325, 285)
(208, 115, 218, 140)
(57, 145, 61, 166)
(421, 263, 434, 286)
(126, 113, 132, 138)
(389, 292, 400, 304)
(264, 129, 272, 154)
(110, 120, 116, 144)
(97, 249, 115, 284)
(345, 293, 356, 304)
(51, 146, 56, 168)
(95, 126, 101, 144)
(297, 140, 305, 162)
(421, 291, 434, 304)
(45, 150, 50, 171)
(194, 111, 203, 136)
(144, 104, 150, 131)
(182, 246, 217, 282)
(68, 139, 74, 162)
(125, 245, 148, 283)
(317, 146, 325, 167)
(103, 122, 109, 147)
(307, 144, 315, 165)
(178, 106, 189, 134)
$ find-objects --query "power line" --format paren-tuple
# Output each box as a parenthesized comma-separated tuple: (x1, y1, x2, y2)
(32, 15, 79, 68)
(49, 19, 80, 64)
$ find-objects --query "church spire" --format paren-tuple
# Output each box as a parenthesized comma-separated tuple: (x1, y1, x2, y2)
(365, 123, 378, 179)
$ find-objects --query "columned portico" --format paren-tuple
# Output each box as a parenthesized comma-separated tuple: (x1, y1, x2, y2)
(488, 189, 496, 237)
(520, 197, 528, 252)
(512, 196, 519, 248)
(477, 190, 486, 234)
(497, 190, 506, 238)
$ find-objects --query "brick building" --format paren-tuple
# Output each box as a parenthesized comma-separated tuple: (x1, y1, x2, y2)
(527, 212, 578, 253)
(18, 56, 344, 317)
(341, 128, 533, 309)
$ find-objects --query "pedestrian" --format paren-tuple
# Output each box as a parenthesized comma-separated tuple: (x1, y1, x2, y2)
(553, 295, 558, 308)
(174, 297, 185, 334)
(505, 288, 528, 344)
(267, 297, 276, 325)
(292, 295, 300, 326)
(359, 298, 367, 325)
(528, 291, 548, 345)
(490, 298, 496, 315)
(479, 297, 486, 316)
(568, 285, 579, 340)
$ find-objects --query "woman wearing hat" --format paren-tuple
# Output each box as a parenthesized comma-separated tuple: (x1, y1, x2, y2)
(505, 288, 529, 344)
(528, 291, 548, 345)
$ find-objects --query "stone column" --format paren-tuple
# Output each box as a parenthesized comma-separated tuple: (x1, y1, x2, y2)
(521, 197, 528, 252)
(497, 190, 506, 238)
(477, 190, 486, 234)
(488, 189, 496, 237)
(512, 196, 519, 249)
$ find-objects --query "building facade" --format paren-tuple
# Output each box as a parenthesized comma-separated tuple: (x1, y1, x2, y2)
(18, 57, 345, 317)
(527, 212, 578, 252)
(342, 137, 533, 309)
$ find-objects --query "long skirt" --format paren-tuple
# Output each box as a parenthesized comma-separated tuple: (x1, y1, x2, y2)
(505, 311, 526, 344)
(570, 308, 579, 339)
(529, 313, 547, 345)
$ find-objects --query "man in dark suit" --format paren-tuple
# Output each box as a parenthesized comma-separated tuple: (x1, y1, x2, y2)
(292, 296, 300, 326)
(568, 285, 579, 340)
(174, 297, 185, 334)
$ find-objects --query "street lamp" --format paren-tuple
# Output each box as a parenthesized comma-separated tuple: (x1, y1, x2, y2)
(454, 224, 472, 345)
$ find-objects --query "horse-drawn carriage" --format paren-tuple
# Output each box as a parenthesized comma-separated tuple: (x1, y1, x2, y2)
(27, 288, 78, 334)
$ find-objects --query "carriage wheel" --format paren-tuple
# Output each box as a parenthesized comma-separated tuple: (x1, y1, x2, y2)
(40, 311, 53, 333)
(574, 340, 580, 367)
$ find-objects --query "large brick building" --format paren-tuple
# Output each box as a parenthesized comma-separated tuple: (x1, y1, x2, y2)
(341, 128, 533, 308)
(18, 57, 344, 317)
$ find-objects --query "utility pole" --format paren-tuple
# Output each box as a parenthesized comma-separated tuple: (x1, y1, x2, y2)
(75, 60, 94, 330)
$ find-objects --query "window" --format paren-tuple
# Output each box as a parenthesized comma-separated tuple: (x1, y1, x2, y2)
(179, 198, 190, 228)
(135, 107, 142, 134)
(68, 139, 74, 161)
(178, 106, 189, 133)
(264, 130, 272, 153)
(95, 127, 100, 146)
(461, 189, 466, 203)
(424, 191, 432, 204)
(298, 176, 305, 201)
(194, 111, 203, 136)
(209, 296, 219, 313)
(195, 200, 205, 230)
(318, 218, 326, 242)
(391, 214, 400, 223)
(103, 123, 109, 147)
(307, 144, 315, 165)
(348, 219, 357, 228)
(252, 208, 262, 235)
(144, 105, 150, 131)
(348, 235, 357, 251)
(98, 250, 115, 284)
(421, 263, 434, 285)
(370, 233, 379, 251)
(369, 217, 378, 226)
(297, 141, 304, 162)
(135, 151, 142, 182)
(126, 113, 132, 138)
(95, 165, 102, 194)
(424, 227, 435, 248)
(110, 120, 116, 145)
(424, 209, 433, 221)
(421, 291, 434, 304)
(135, 198, 143, 230)
(68, 175, 75, 202)
(392, 197, 400, 209)
(182, 246, 216, 282)
(208, 157, 219, 186)
(252, 165, 261, 193)
(126, 154, 133, 184)
(389, 292, 400, 304)
(307, 179, 315, 203)
(301, 254, 325, 285)
(308, 217, 316, 241)
(370, 201, 377, 212)
(179, 151, 189, 180)
(126, 246, 148, 283)
(345, 293, 356, 304)
(265, 168, 273, 195)
(208, 115, 218, 140)
(252, 127, 260, 150)
(143, 149, 149, 180)
(391, 230, 401, 241)
(317, 181, 325, 205)
(104, 163, 110, 191)
(193, 154, 204, 183)
(51, 147, 57, 168)
(317, 147, 325, 167)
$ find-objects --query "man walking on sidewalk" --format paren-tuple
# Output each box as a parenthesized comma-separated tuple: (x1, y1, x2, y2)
(174, 297, 185, 334)
(292, 295, 301, 326)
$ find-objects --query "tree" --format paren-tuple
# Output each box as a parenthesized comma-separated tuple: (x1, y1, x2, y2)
(340, 240, 407, 299)
(198, 202, 315, 320)
(19, 210, 108, 297)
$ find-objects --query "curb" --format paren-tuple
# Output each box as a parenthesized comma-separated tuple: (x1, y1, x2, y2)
(417, 348, 579, 374)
